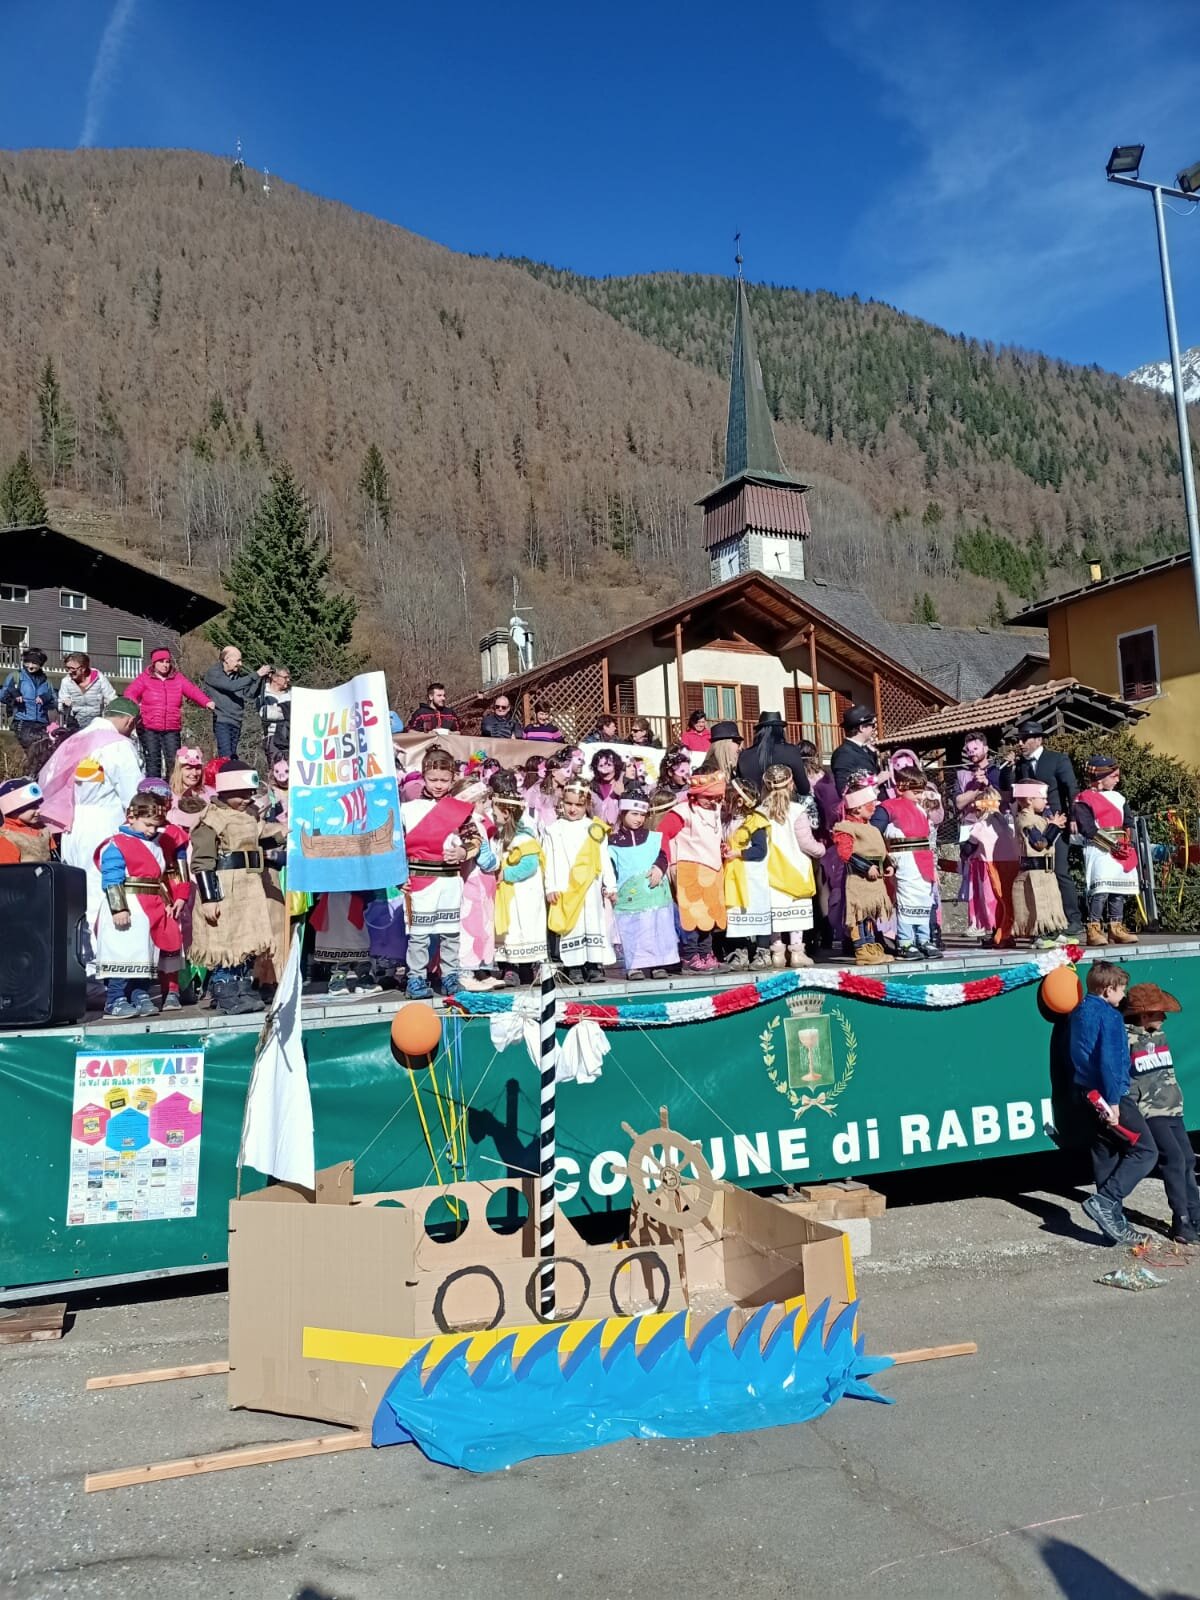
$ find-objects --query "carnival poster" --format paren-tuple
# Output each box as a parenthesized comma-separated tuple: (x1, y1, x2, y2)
(66, 1048, 204, 1227)
(287, 669, 407, 894)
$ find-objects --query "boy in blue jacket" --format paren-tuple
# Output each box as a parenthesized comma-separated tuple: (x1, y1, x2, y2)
(1070, 960, 1157, 1244)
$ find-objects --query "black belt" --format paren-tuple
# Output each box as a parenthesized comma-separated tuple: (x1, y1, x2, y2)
(217, 850, 264, 871)
(888, 839, 929, 854)
(408, 860, 462, 878)
(1020, 858, 1055, 872)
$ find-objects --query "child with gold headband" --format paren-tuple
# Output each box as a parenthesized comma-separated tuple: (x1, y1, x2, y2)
(656, 768, 728, 974)
(489, 768, 548, 984)
(723, 775, 772, 971)
(761, 763, 823, 967)
(831, 781, 894, 966)
(543, 773, 616, 983)
(609, 782, 678, 980)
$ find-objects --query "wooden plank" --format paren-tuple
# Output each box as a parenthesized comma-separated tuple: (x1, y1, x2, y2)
(85, 1430, 371, 1492)
(886, 1342, 978, 1365)
(86, 1360, 230, 1391)
(0, 1301, 67, 1344)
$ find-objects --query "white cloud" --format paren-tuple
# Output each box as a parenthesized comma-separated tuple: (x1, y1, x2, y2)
(78, 0, 140, 148)
(823, 1, 1200, 355)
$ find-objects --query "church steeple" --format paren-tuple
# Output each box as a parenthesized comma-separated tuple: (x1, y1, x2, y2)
(698, 269, 812, 586)
(725, 277, 786, 480)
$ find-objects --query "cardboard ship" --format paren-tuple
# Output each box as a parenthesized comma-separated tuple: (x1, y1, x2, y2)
(227, 1114, 888, 1469)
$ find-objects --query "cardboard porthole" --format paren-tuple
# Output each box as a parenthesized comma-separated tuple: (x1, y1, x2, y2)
(609, 1250, 671, 1316)
(525, 1257, 590, 1323)
(485, 1187, 529, 1237)
(423, 1194, 469, 1243)
(432, 1266, 506, 1333)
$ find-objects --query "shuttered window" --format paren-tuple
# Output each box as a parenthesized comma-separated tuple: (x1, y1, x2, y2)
(1117, 628, 1159, 702)
(740, 684, 761, 725)
(610, 676, 636, 716)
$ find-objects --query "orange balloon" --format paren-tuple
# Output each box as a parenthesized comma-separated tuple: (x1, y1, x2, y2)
(1041, 966, 1082, 1015)
(390, 1001, 442, 1064)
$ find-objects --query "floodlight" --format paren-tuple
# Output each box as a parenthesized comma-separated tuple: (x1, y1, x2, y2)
(1176, 160, 1200, 195)
(1106, 144, 1144, 178)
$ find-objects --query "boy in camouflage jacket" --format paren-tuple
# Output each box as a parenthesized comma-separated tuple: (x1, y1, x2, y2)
(1124, 982, 1200, 1244)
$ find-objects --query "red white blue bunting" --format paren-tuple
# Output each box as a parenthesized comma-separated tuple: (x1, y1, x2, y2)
(446, 946, 1085, 1031)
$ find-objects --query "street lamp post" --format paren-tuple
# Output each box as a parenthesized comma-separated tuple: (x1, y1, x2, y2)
(1107, 146, 1200, 626)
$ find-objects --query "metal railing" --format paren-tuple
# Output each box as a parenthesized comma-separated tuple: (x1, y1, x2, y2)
(0, 647, 143, 682)
(598, 711, 842, 754)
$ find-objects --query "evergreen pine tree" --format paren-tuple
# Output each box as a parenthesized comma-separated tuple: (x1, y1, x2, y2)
(910, 591, 939, 624)
(989, 591, 1009, 627)
(36, 357, 76, 483)
(210, 464, 359, 684)
(0, 452, 48, 526)
(358, 443, 391, 535)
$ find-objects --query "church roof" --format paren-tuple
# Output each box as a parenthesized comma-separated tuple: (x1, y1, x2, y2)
(775, 577, 1047, 700)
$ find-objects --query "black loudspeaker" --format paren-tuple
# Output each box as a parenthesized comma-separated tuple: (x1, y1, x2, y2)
(0, 862, 88, 1028)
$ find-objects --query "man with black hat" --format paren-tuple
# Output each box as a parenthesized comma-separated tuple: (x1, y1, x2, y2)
(1003, 719, 1082, 935)
(1, 647, 57, 751)
(830, 705, 879, 797)
(736, 711, 811, 795)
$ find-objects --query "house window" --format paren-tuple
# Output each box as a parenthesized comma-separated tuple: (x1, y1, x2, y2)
(1117, 627, 1160, 702)
(117, 636, 144, 677)
(1, 625, 29, 654)
(0, 584, 29, 603)
(60, 630, 88, 656)
(701, 683, 740, 721)
(59, 589, 87, 610)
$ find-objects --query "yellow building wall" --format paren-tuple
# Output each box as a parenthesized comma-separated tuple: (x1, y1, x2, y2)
(1048, 568, 1200, 766)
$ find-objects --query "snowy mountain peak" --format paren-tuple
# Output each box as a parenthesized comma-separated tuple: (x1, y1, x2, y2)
(1127, 346, 1200, 403)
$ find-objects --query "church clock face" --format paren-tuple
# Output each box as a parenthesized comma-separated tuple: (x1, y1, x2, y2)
(716, 546, 742, 580)
(761, 536, 792, 572)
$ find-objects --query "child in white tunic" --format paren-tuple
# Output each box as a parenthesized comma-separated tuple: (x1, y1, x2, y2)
(544, 778, 616, 983)
(95, 794, 176, 1019)
(489, 770, 548, 982)
(761, 765, 823, 968)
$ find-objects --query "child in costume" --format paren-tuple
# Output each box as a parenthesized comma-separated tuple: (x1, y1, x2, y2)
(454, 778, 503, 991)
(609, 783, 678, 980)
(0, 777, 52, 864)
(832, 783, 894, 966)
(401, 746, 473, 999)
(1122, 982, 1199, 1243)
(965, 785, 1019, 947)
(1012, 781, 1067, 947)
(881, 766, 943, 962)
(95, 793, 183, 1019)
(761, 764, 823, 968)
(135, 775, 191, 1009)
(489, 768, 548, 983)
(190, 760, 286, 1015)
(544, 776, 616, 983)
(1074, 754, 1139, 947)
(656, 769, 727, 973)
(723, 776, 772, 970)
(588, 748, 624, 827)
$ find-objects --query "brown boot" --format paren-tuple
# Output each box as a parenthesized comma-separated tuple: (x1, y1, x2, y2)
(1108, 921, 1138, 945)
(855, 942, 893, 966)
(1085, 921, 1107, 947)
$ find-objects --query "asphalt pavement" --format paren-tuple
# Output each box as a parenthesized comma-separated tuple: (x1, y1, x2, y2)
(3, 1161, 1198, 1600)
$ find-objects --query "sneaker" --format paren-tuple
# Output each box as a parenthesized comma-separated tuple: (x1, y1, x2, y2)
(103, 1000, 139, 1020)
(502, 968, 520, 987)
(131, 990, 156, 1017)
(916, 942, 944, 962)
(160, 992, 183, 1012)
(1082, 1193, 1143, 1245)
(327, 970, 350, 998)
(1169, 1218, 1200, 1245)
(749, 947, 773, 970)
(681, 954, 707, 974)
(353, 978, 384, 998)
(726, 948, 750, 970)
(440, 974, 461, 997)
(895, 944, 921, 962)
(406, 974, 433, 1000)
(582, 964, 605, 984)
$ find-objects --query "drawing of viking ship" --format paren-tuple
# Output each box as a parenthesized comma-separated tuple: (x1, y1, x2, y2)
(299, 784, 395, 859)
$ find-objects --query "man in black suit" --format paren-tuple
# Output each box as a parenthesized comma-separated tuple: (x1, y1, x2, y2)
(1005, 718, 1083, 934)
(830, 705, 880, 796)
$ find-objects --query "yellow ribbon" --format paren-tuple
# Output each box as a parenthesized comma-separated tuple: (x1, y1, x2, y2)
(548, 821, 609, 935)
(723, 815, 767, 910)
(494, 836, 542, 939)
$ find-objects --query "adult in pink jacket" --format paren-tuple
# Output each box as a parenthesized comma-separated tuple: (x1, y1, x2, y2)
(126, 647, 214, 777)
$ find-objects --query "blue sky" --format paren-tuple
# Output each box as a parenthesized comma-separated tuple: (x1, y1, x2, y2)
(4, 0, 1200, 375)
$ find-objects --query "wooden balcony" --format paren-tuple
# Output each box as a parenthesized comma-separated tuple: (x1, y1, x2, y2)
(0, 646, 143, 684)
(602, 710, 841, 754)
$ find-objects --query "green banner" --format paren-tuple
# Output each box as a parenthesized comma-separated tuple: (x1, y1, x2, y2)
(3, 953, 1198, 1292)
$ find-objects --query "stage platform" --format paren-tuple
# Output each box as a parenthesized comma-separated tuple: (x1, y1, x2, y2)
(4, 935, 1198, 1299)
